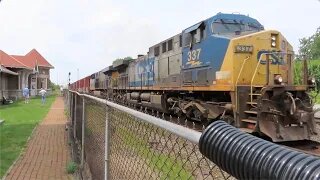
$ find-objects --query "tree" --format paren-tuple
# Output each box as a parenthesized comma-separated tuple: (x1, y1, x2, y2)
(298, 27, 320, 60)
(49, 81, 60, 91)
(115, 56, 133, 61)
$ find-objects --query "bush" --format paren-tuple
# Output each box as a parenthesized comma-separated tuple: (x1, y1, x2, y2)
(294, 59, 320, 87)
(294, 59, 320, 103)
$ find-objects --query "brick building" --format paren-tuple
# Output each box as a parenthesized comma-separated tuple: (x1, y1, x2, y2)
(0, 49, 54, 100)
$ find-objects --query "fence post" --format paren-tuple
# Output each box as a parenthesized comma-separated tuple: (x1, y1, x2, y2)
(74, 94, 77, 139)
(70, 92, 73, 122)
(105, 106, 110, 180)
(81, 97, 85, 168)
(67, 91, 70, 113)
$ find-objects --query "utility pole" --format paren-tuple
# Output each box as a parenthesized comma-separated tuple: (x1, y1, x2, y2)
(77, 68, 79, 89)
(68, 72, 71, 89)
(56, 72, 58, 86)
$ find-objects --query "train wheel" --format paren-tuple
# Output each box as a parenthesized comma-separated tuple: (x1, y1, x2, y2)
(188, 109, 205, 122)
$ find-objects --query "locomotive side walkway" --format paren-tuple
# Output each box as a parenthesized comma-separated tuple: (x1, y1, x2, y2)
(4, 97, 72, 180)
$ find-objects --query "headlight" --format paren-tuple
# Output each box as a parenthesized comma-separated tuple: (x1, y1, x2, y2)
(308, 77, 316, 85)
(271, 34, 278, 48)
(274, 75, 283, 84)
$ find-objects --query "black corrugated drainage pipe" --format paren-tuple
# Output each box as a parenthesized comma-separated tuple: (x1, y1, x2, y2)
(199, 120, 320, 180)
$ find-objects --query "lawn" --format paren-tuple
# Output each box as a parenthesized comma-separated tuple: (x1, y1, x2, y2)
(0, 96, 56, 178)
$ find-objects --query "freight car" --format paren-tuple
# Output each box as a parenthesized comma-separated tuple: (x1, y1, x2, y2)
(69, 76, 90, 93)
(74, 13, 317, 142)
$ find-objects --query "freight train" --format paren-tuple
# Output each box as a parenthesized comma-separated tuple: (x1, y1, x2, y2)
(70, 13, 317, 142)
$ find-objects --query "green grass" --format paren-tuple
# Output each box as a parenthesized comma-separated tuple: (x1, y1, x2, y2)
(0, 96, 56, 178)
(117, 124, 192, 180)
(66, 161, 77, 174)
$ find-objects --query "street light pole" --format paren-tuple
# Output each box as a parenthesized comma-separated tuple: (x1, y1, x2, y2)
(77, 68, 79, 90)
(68, 72, 71, 89)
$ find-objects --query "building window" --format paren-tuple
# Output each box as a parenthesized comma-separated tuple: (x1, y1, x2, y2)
(168, 39, 173, 51)
(154, 46, 160, 56)
(162, 42, 167, 53)
(179, 35, 182, 47)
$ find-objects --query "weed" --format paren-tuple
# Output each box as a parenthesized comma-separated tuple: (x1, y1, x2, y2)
(66, 161, 78, 174)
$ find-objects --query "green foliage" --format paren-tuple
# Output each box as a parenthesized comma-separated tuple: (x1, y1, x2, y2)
(298, 27, 320, 60)
(115, 56, 133, 61)
(49, 81, 61, 91)
(294, 59, 320, 103)
(0, 96, 56, 177)
(66, 161, 77, 174)
(294, 59, 320, 85)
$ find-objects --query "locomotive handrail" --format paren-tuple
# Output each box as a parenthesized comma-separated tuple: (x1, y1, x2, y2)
(250, 52, 289, 103)
(250, 52, 275, 103)
(250, 54, 264, 103)
(234, 56, 250, 123)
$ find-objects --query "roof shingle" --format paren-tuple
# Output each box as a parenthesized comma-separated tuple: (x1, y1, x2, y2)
(0, 49, 53, 70)
(26, 49, 54, 68)
(0, 50, 30, 69)
(12, 49, 54, 69)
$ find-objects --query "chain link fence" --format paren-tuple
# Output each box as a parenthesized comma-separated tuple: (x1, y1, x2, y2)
(64, 91, 233, 180)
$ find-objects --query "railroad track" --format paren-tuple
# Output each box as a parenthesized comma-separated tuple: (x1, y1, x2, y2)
(127, 101, 320, 157)
(100, 95, 320, 157)
(280, 140, 320, 157)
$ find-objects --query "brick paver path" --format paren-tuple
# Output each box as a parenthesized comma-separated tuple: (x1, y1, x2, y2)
(5, 97, 71, 180)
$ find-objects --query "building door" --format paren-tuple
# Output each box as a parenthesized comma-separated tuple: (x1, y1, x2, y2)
(30, 77, 37, 96)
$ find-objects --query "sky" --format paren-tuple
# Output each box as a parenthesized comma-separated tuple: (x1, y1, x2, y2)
(0, 0, 319, 85)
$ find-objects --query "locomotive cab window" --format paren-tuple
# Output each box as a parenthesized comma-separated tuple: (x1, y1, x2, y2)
(154, 46, 160, 56)
(183, 22, 206, 47)
(211, 19, 262, 36)
(191, 30, 201, 44)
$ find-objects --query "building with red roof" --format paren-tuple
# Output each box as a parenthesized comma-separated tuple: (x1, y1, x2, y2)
(0, 49, 54, 101)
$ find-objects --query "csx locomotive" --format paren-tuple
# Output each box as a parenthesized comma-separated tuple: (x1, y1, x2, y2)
(71, 13, 317, 142)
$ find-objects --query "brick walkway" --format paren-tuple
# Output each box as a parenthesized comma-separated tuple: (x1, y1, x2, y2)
(5, 97, 72, 180)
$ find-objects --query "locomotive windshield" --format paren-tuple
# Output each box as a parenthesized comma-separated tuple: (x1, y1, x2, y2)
(212, 19, 262, 36)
